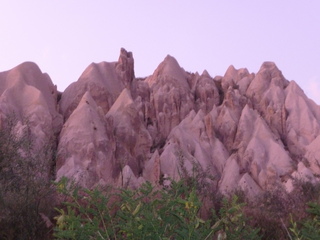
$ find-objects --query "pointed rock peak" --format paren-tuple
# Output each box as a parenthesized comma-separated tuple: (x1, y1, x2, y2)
(201, 70, 211, 78)
(258, 61, 283, 78)
(79, 62, 103, 80)
(161, 54, 182, 70)
(225, 65, 237, 76)
(108, 88, 133, 113)
(122, 165, 139, 188)
(116, 48, 135, 82)
(143, 150, 160, 185)
(194, 71, 200, 76)
(186, 109, 197, 119)
(224, 65, 250, 80)
(257, 61, 288, 88)
(238, 68, 250, 77)
(191, 109, 205, 124)
(208, 105, 218, 120)
(196, 108, 206, 118)
(239, 104, 257, 122)
(118, 88, 133, 104)
(147, 54, 188, 88)
(78, 91, 96, 107)
(118, 48, 133, 62)
(164, 54, 177, 62)
(260, 61, 278, 70)
(175, 109, 196, 126)
(158, 54, 186, 78)
(286, 80, 304, 95)
(242, 103, 252, 114)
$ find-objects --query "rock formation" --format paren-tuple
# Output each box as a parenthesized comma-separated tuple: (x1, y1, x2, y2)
(0, 62, 62, 135)
(1, 48, 320, 196)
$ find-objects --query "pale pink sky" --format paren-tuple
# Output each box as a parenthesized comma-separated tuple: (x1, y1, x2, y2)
(1, 1, 320, 103)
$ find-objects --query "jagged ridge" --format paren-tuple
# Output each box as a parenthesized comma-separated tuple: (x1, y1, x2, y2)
(1, 48, 320, 196)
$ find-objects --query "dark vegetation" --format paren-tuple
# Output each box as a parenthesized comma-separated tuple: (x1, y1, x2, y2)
(0, 116, 320, 239)
(0, 115, 56, 239)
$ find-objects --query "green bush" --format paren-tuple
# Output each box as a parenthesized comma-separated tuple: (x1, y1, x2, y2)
(54, 177, 262, 240)
(290, 201, 320, 240)
(212, 195, 261, 240)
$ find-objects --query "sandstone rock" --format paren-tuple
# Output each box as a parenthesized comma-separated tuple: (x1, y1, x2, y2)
(221, 65, 252, 93)
(159, 141, 182, 181)
(59, 48, 134, 120)
(305, 135, 320, 175)
(143, 150, 161, 185)
(246, 62, 288, 138)
(121, 165, 140, 189)
(116, 48, 135, 86)
(285, 162, 318, 192)
(238, 173, 262, 198)
(233, 104, 293, 189)
(285, 81, 320, 156)
(193, 70, 220, 113)
(219, 155, 241, 194)
(106, 88, 152, 180)
(214, 88, 244, 151)
(160, 109, 229, 189)
(0, 62, 62, 148)
(1, 50, 320, 198)
(56, 91, 115, 188)
(145, 55, 194, 143)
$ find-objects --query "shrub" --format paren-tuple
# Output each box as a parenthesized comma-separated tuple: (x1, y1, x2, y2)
(246, 187, 291, 239)
(54, 178, 215, 239)
(54, 177, 117, 240)
(0, 115, 56, 240)
(54, 177, 262, 240)
(289, 201, 320, 240)
(211, 195, 262, 240)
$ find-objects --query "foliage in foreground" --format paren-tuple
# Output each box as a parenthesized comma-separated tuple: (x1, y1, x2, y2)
(0, 115, 56, 240)
(289, 201, 320, 240)
(54, 177, 261, 240)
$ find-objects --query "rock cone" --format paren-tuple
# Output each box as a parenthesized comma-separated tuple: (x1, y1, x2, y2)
(1, 48, 320, 196)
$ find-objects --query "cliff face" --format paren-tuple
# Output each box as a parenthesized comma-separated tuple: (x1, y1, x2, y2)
(1, 48, 320, 195)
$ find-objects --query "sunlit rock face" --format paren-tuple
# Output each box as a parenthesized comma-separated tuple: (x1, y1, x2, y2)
(1, 48, 320, 195)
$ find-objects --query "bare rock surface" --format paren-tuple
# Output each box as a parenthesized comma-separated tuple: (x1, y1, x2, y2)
(145, 55, 195, 143)
(193, 70, 220, 113)
(59, 48, 134, 121)
(106, 88, 152, 179)
(56, 91, 115, 188)
(285, 81, 320, 156)
(305, 135, 320, 175)
(1, 49, 320, 196)
(0, 62, 62, 136)
(160, 109, 228, 185)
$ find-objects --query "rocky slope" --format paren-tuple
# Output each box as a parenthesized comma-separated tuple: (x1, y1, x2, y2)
(1, 48, 320, 196)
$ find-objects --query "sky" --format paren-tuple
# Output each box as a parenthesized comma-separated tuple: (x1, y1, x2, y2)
(1, 1, 320, 103)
